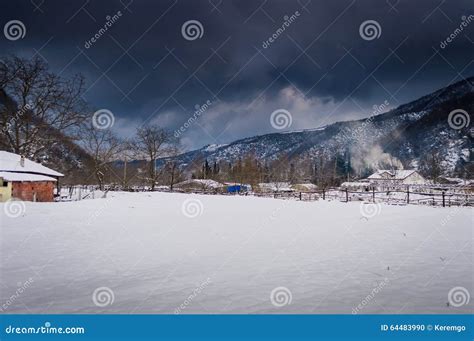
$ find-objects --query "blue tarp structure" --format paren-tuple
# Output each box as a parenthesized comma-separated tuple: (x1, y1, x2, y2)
(227, 185, 246, 193)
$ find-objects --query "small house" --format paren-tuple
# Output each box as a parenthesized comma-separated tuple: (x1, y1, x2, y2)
(0, 151, 64, 202)
(366, 170, 426, 187)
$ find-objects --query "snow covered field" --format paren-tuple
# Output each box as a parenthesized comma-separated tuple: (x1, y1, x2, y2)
(0, 192, 472, 314)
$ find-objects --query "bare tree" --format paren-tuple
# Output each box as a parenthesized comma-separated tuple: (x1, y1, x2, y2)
(129, 125, 173, 191)
(161, 145, 183, 191)
(81, 124, 124, 190)
(0, 56, 87, 157)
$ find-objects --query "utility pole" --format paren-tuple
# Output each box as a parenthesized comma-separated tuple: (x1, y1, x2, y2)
(123, 157, 127, 189)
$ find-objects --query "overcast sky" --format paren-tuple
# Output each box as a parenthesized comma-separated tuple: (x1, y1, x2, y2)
(1, 0, 473, 150)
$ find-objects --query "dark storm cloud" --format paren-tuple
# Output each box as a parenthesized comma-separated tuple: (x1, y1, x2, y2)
(1, 0, 473, 149)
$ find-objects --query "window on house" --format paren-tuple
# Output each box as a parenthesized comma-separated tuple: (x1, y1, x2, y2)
(1, 180, 8, 187)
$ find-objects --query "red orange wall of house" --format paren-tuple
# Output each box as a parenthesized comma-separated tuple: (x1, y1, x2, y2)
(11, 181, 55, 202)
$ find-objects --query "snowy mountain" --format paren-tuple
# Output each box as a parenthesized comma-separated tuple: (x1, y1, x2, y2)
(169, 77, 473, 177)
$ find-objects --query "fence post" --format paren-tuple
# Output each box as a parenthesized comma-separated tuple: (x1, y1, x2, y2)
(372, 187, 375, 202)
(345, 188, 348, 202)
(299, 192, 302, 201)
(407, 186, 410, 204)
(442, 191, 445, 207)
(322, 189, 325, 200)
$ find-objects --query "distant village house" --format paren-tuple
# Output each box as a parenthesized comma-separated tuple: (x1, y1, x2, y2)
(342, 170, 426, 191)
(367, 170, 426, 186)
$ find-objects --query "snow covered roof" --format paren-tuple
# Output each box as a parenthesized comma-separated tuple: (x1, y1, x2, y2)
(341, 181, 371, 187)
(292, 183, 318, 190)
(440, 177, 473, 185)
(175, 179, 224, 189)
(0, 171, 57, 182)
(0, 151, 63, 177)
(368, 170, 417, 180)
(258, 182, 293, 191)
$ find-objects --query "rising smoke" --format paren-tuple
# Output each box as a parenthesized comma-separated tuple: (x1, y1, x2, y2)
(351, 145, 404, 177)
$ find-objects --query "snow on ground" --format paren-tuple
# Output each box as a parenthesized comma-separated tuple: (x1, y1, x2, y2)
(0, 192, 472, 314)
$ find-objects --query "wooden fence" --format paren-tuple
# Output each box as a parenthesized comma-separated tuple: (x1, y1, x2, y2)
(257, 188, 472, 207)
(58, 185, 473, 207)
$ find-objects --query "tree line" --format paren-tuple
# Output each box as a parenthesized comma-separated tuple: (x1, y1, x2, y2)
(189, 151, 353, 189)
(189, 147, 452, 188)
